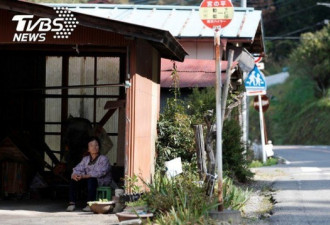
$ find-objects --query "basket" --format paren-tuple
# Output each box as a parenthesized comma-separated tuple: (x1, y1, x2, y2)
(90, 201, 115, 214)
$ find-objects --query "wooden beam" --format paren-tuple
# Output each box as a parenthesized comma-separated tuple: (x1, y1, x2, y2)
(104, 100, 126, 110)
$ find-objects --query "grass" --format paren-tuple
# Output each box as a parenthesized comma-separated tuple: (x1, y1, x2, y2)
(249, 157, 278, 168)
(249, 74, 330, 145)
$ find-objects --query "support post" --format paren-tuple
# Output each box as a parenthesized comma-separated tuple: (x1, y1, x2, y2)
(242, 91, 248, 153)
(258, 94, 266, 163)
(214, 27, 223, 211)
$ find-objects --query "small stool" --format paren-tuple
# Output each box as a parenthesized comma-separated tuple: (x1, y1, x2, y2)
(96, 186, 112, 201)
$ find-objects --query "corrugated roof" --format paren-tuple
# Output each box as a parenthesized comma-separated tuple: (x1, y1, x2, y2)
(48, 4, 262, 40)
(161, 59, 238, 88)
(0, 0, 187, 62)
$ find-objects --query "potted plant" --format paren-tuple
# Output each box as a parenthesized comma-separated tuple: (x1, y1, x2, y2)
(116, 175, 153, 222)
(88, 199, 115, 214)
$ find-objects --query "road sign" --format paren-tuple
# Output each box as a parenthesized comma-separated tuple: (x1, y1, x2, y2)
(199, 0, 234, 29)
(254, 56, 263, 63)
(253, 95, 269, 112)
(244, 65, 267, 96)
(256, 62, 264, 70)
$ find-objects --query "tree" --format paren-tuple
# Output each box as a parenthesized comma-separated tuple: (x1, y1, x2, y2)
(289, 24, 330, 97)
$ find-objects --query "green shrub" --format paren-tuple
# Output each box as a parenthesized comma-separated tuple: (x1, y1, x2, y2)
(186, 87, 216, 124)
(156, 97, 196, 170)
(223, 119, 254, 182)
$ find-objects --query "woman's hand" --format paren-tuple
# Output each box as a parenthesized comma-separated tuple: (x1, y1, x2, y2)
(71, 174, 81, 181)
(72, 174, 91, 181)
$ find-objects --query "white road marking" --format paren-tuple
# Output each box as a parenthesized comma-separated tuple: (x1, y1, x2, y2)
(301, 167, 321, 172)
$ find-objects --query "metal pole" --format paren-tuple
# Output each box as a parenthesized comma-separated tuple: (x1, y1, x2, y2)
(258, 94, 267, 163)
(214, 27, 223, 211)
(241, 0, 247, 7)
(242, 91, 248, 153)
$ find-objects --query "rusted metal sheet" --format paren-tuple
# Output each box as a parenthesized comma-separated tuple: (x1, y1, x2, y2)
(161, 58, 238, 88)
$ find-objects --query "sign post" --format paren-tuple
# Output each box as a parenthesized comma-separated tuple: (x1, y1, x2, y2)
(244, 65, 268, 163)
(199, 0, 233, 212)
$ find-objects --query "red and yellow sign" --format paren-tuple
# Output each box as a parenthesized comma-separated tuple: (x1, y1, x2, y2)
(199, 0, 234, 29)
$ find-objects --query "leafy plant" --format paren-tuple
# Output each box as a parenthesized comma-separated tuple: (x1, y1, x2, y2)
(222, 177, 251, 210)
(142, 171, 217, 216)
(223, 119, 254, 182)
(156, 97, 196, 171)
(142, 170, 252, 223)
(186, 87, 216, 124)
(123, 174, 142, 194)
(125, 198, 147, 207)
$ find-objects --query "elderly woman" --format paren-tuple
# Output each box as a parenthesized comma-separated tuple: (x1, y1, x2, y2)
(66, 136, 112, 212)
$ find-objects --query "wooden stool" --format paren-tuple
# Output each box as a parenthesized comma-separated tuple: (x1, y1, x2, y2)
(96, 186, 112, 201)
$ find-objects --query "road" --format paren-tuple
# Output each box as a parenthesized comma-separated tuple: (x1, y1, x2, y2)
(268, 146, 330, 225)
(265, 72, 289, 87)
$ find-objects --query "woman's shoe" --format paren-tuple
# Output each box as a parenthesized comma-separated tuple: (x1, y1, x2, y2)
(82, 205, 91, 212)
(66, 204, 76, 212)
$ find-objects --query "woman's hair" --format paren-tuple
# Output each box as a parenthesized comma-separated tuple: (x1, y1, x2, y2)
(86, 136, 101, 150)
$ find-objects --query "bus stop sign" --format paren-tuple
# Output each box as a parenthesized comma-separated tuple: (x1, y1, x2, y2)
(199, 0, 234, 29)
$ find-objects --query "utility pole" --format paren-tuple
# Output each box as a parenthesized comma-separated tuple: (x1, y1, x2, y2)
(214, 27, 224, 211)
(199, 0, 234, 212)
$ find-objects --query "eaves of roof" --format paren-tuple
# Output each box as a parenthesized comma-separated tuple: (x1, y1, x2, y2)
(0, 0, 187, 62)
(48, 4, 264, 55)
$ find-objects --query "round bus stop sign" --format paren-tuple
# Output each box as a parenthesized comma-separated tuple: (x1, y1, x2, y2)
(199, 0, 234, 29)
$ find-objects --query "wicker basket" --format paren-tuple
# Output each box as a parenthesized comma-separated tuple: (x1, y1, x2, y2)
(90, 202, 115, 214)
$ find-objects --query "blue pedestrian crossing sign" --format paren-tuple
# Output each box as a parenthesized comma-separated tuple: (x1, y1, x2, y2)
(244, 65, 267, 96)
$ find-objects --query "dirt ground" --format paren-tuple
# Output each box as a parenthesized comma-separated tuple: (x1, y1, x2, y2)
(0, 199, 120, 225)
(0, 167, 281, 225)
(241, 167, 286, 225)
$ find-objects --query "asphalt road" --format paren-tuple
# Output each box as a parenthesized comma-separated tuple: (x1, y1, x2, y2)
(269, 145, 330, 225)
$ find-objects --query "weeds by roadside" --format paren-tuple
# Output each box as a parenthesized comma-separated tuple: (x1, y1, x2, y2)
(249, 157, 278, 168)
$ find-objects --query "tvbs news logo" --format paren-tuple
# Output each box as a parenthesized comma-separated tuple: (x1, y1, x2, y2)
(12, 7, 79, 42)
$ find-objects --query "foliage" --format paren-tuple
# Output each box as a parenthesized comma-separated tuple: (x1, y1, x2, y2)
(222, 177, 251, 210)
(153, 206, 217, 225)
(156, 61, 196, 170)
(156, 99, 196, 170)
(250, 72, 330, 145)
(289, 24, 330, 97)
(250, 74, 315, 144)
(143, 171, 215, 215)
(249, 157, 278, 168)
(284, 97, 330, 144)
(125, 198, 147, 207)
(123, 174, 142, 193)
(143, 171, 250, 224)
(223, 119, 254, 183)
(160, 86, 253, 182)
(258, 0, 329, 62)
(186, 87, 216, 124)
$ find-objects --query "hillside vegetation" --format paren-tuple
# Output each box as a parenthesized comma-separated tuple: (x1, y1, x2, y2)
(250, 25, 330, 145)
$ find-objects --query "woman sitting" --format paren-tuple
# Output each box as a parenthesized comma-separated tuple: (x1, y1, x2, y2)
(66, 136, 112, 212)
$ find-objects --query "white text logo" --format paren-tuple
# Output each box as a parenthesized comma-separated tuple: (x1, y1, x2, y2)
(12, 7, 79, 42)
